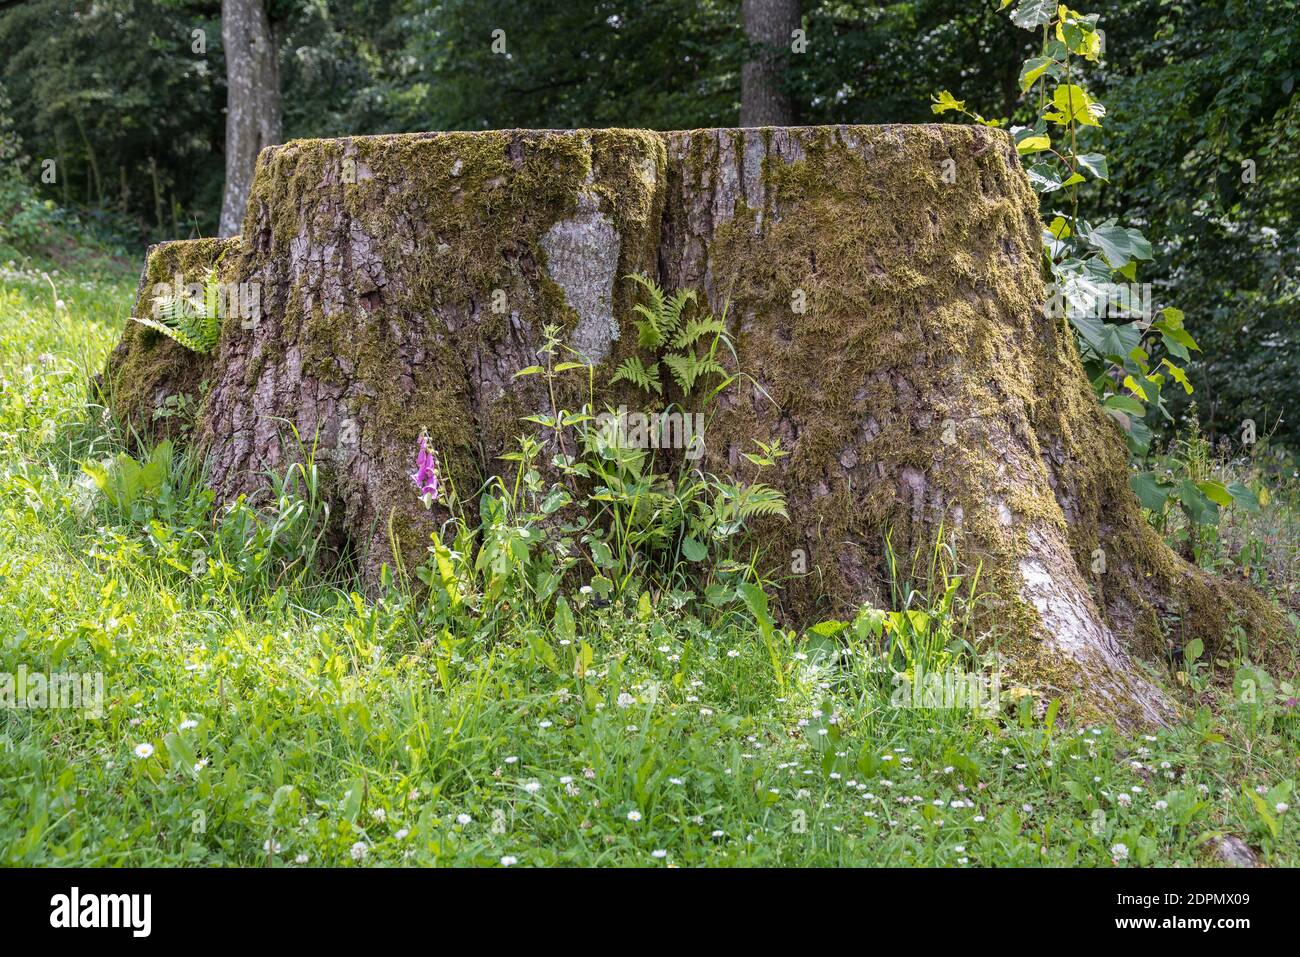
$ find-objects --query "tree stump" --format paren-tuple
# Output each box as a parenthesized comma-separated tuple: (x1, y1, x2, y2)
(102, 125, 1287, 724)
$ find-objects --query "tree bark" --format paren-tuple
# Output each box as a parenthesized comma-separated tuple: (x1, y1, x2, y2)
(104, 125, 1288, 726)
(219, 0, 282, 238)
(741, 0, 800, 126)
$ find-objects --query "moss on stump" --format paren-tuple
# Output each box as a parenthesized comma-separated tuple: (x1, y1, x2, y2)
(102, 125, 1289, 725)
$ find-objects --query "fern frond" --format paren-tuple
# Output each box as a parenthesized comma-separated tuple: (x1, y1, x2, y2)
(138, 266, 224, 354)
(672, 316, 725, 349)
(130, 315, 206, 353)
(662, 288, 696, 338)
(609, 356, 663, 395)
(737, 483, 789, 520)
(632, 303, 666, 350)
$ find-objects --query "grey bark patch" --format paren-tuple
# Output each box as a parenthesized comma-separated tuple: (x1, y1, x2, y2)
(540, 194, 621, 365)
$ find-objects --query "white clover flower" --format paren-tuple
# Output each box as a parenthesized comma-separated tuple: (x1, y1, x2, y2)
(179, 719, 199, 731)
(395, 828, 409, 840)
(350, 841, 368, 861)
(651, 849, 667, 859)
(1110, 843, 1129, 861)
(500, 855, 517, 867)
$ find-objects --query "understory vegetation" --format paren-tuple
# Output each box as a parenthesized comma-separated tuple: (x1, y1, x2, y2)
(1, 250, 1296, 867)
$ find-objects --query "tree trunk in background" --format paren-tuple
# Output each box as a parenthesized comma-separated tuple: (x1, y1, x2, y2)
(103, 125, 1289, 727)
(741, 0, 800, 126)
(219, 0, 282, 237)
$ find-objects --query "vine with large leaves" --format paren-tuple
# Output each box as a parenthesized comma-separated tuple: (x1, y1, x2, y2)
(932, 1, 1257, 528)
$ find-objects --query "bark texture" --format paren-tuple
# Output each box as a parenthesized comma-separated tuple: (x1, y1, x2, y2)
(741, 0, 801, 127)
(219, 0, 282, 238)
(104, 125, 1288, 725)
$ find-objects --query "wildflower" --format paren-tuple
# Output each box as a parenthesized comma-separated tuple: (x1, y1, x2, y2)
(523, 781, 541, 794)
(1110, 843, 1129, 861)
(617, 692, 636, 708)
(371, 808, 386, 823)
(179, 719, 199, 731)
(263, 839, 282, 854)
(395, 828, 410, 840)
(456, 813, 472, 825)
(350, 842, 368, 861)
(410, 434, 440, 505)
(1154, 800, 1168, 812)
(651, 849, 667, 859)
(500, 855, 517, 867)
(1277, 802, 1290, 814)
(295, 853, 309, 864)
(133, 743, 154, 760)
(627, 810, 642, 822)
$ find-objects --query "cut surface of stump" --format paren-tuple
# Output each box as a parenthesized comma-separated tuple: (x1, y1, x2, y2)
(102, 124, 1289, 726)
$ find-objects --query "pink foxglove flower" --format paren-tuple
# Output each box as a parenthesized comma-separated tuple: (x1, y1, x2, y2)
(410, 434, 440, 506)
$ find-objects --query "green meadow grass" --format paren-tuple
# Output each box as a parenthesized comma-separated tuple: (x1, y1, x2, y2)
(0, 252, 1296, 867)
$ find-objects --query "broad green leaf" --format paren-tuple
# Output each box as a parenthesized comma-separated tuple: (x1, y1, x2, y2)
(1075, 152, 1109, 180)
(1131, 472, 1170, 512)
(681, 536, 708, 562)
(1010, 0, 1056, 30)
(1018, 56, 1055, 92)
(1196, 480, 1233, 507)
(930, 90, 964, 115)
(1103, 394, 1146, 416)
(1017, 133, 1051, 155)
(1226, 482, 1260, 512)
(1086, 224, 1154, 269)
(553, 595, 576, 645)
(1178, 479, 1219, 526)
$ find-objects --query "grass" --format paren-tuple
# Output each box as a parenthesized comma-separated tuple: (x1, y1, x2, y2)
(0, 248, 1297, 868)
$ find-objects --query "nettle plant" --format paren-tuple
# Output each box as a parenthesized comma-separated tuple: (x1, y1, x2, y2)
(933, 2, 1244, 528)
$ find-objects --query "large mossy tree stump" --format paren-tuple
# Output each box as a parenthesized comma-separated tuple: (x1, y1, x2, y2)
(103, 125, 1287, 724)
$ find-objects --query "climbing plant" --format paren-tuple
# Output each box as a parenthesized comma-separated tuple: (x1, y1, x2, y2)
(929, 1, 1258, 528)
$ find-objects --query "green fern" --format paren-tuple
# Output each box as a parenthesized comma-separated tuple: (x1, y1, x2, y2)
(619, 274, 730, 397)
(663, 353, 725, 393)
(132, 267, 223, 354)
(735, 483, 789, 520)
(609, 355, 663, 395)
(672, 316, 725, 350)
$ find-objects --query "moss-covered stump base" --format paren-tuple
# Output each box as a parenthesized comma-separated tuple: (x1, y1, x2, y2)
(102, 125, 1288, 726)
